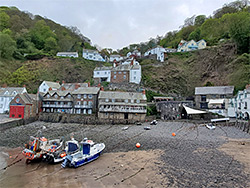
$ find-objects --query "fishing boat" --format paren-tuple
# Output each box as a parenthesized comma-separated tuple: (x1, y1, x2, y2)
(22, 133, 65, 164)
(61, 138, 105, 168)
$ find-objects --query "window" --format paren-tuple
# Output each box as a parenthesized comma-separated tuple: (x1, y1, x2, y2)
(131, 99, 134, 103)
(97, 72, 100, 75)
(61, 96, 64, 99)
(0, 104, 3, 108)
(89, 101, 93, 107)
(136, 99, 140, 103)
(134, 71, 136, 75)
(77, 94, 81, 99)
(43, 89, 46, 92)
(84, 94, 87, 99)
(118, 72, 121, 74)
(67, 94, 71, 98)
(84, 101, 87, 106)
(134, 77, 136, 80)
(54, 94, 58, 98)
(1, 98, 3, 101)
(201, 95, 206, 102)
(123, 75, 126, 79)
(112, 99, 115, 103)
(123, 72, 126, 74)
(114, 72, 117, 74)
(88, 94, 92, 99)
(47, 94, 50, 98)
(125, 99, 128, 103)
(105, 72, 107, 74)
(105, 98, 109, 102)
(114, 75, 116, 79)
(88, 109, 92, 114)
(220, 95, 225, 99)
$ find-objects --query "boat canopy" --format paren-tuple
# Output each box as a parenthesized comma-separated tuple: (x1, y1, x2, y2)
(183, 105, 207, 115)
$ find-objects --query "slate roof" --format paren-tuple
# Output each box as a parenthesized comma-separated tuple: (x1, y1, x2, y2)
(195, 86, 234, 95)
(72, 87, 100, 95)
(99, 91, 147, 100)
(43, 81, 61, 90)
(0, 87, 26, 97)
(60, 83, 88, 90)
(94, 66, 112, 71)
(56, 52, 78, 56)
(18, 93, 36, 104)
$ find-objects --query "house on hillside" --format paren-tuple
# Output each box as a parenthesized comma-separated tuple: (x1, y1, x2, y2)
(0, 86, 27, 113)
(93, 58, 141, 84)
(228, 85, 250, 119)
(9, 93, 37, 119)
(98, 90, 147, 121)
(109, 54, 124, 62)
(82, 49, 105, 62)
(177, 39, 206, 52)
(93, 67, 112, 83)
(144, 46, 167, 62)
(39, 81, 61, 94)
(127, 50, 141, 58)
(56, 52, 78, 58)
(195, 86, 234, 117)
(60, 82, 88, 91)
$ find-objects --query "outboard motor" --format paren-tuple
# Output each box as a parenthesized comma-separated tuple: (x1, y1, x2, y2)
(81, 138, 90, 155)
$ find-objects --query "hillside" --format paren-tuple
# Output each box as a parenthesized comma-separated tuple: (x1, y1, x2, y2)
(141, 42, 250, 97)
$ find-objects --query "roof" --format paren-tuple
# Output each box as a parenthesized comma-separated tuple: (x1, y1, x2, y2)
(60, 83, 88, 90)
(183, 105, 207, 115)
(72, 87, 100, 94)
(99, 91, 147, 100)
(57, 52, 78, 55)
(82, 49, 99, 53)
(110, 54, 122, 57)
(195, 86, 234, 95)
(43, 81, 61, 90)
(208, 99, 225, 104)
(94, 66, 112, 71)
(44, 90, 71, 97)
(18, 93, 36, 104)
(0, 87, 26, 97)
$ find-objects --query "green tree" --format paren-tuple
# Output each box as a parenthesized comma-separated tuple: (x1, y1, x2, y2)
(188, 28, 201, 41)
(0, 11, 10, 31)
(195, 15, 206, 26)
(44, 36, 58, 53)
(0, 32, 16, 59)
(228, 12, 250, 54)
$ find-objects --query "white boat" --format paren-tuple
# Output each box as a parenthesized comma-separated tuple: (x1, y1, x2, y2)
(61, 138, 105, 168)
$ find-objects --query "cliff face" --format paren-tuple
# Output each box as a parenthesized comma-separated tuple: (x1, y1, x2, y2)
(141, 42, 249, 97)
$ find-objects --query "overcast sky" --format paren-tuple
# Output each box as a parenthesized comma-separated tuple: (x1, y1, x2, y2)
(1, 0, 234, 50)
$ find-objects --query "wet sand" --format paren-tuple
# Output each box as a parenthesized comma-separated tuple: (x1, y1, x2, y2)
(1, 148, 165, 188)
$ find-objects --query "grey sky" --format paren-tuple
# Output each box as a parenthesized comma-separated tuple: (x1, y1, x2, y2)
(1, 0, 233, 50)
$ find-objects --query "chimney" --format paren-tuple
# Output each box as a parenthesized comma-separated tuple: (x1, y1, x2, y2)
(75, 83, 80, 90)
(130, 59, 134, 66)
(88, 82, 90, 87)
(2, 83, 7, 88)
(113, 59, 117, 67)
(62, 80, 65, 84)
(100, 86, 104, 91)
(49, 87, 52, 91)
(98, 83, 101, 88)
(142, 89, 146, 95)
(61, 86, 66, 91)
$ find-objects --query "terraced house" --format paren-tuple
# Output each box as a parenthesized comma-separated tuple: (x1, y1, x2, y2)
(98, 90, 147, 121)
(0, 86, 27, 113)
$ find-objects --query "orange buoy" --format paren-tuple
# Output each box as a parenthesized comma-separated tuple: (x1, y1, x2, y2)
(136, 143, 141, 148)
(172, 133, 176, 136)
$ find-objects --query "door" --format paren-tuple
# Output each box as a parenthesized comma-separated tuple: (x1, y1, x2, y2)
(124, 113, 128, 119)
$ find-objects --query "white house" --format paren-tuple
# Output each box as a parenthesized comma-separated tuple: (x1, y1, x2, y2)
(127, 50, 141, 58)
(93, 66, 112, 83)
(228, 85, 250, 119)
(109, 55, 124, 62)
(177, 39, 206, 52)
(144, 46, 166, 62)
(56, 52, 78, 58)
(38, 81, 61, 93)
(129, 64, 141, 84)
(82, 49, 105, 62)
(0, 87, 27, 113)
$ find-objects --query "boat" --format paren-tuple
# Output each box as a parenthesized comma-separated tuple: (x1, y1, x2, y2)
(150, 120, 157, 125)
(61, 138, 105, 168)
(206, 123, 216, 130)
(22, 132, 65, 164)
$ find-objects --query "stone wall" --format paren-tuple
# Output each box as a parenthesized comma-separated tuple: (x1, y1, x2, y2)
(234, 121, 250, 134)
(0, 116, 38, 131)
(39, 113, 144, 124)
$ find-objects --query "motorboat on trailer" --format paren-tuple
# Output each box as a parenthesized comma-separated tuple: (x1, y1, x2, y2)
(61, 138, 105, 168)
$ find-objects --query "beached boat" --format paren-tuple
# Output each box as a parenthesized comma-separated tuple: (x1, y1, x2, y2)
(61, 138, 105, 168)
(22, 135, 65, 164)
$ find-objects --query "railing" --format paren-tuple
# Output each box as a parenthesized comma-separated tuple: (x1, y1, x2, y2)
(99, 107, 146, 113)
(74, 105, 92, 108)
(42, 104, 72, 108)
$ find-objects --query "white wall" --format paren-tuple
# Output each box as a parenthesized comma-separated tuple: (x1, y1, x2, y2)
(39, 81, 50, 93)
(83, 51, 105, 62)
(94, 70, 111, 82)
(130, 68, 141, 84)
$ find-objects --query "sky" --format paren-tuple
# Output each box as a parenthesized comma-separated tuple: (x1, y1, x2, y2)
(1, 0, 234, 50)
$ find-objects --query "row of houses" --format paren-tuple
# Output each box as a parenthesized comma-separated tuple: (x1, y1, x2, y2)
(56, 39, 207, 63)
(0, 81, 147, 122)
